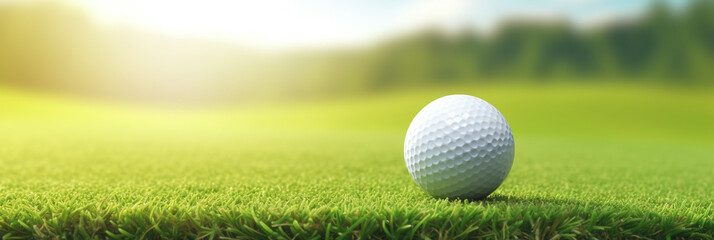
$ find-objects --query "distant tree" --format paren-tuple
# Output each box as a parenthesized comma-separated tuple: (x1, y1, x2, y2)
(535, 26, 598, 78)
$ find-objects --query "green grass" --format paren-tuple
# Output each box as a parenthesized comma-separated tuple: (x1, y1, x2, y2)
(1, 83, 713, 239)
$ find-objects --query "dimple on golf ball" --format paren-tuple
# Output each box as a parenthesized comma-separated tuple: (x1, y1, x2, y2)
(404, 94, 515, 199)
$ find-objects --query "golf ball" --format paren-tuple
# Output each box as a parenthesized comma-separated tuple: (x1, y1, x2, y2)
(404, 94, 515, 199)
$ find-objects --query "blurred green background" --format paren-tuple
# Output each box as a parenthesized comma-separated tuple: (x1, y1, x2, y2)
(0, 0, 713, 105)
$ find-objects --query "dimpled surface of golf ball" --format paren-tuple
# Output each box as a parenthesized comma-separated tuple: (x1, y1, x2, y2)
(404, 94, 515, 199)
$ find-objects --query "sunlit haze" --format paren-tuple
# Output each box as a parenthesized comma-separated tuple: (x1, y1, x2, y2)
(0, 0, 705, 105)
(73, 0, 687, 50)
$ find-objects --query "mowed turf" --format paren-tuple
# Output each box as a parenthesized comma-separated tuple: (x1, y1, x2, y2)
(1, 84, 713, 239)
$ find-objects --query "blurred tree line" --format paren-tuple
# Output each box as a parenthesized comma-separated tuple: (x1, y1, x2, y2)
(0, 1, 712, 103)
(354, 0, 714, 88)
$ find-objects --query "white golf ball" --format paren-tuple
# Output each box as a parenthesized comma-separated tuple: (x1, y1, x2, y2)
(404, 94, 515, 199)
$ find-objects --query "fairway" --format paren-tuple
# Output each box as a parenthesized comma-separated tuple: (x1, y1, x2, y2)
(1, 84, 713, 239)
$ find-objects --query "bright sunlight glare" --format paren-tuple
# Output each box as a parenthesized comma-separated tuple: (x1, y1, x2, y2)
(76, 0, 386, 50)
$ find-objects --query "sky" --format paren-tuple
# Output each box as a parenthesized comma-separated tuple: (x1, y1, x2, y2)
(74, 0, 689, 50)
